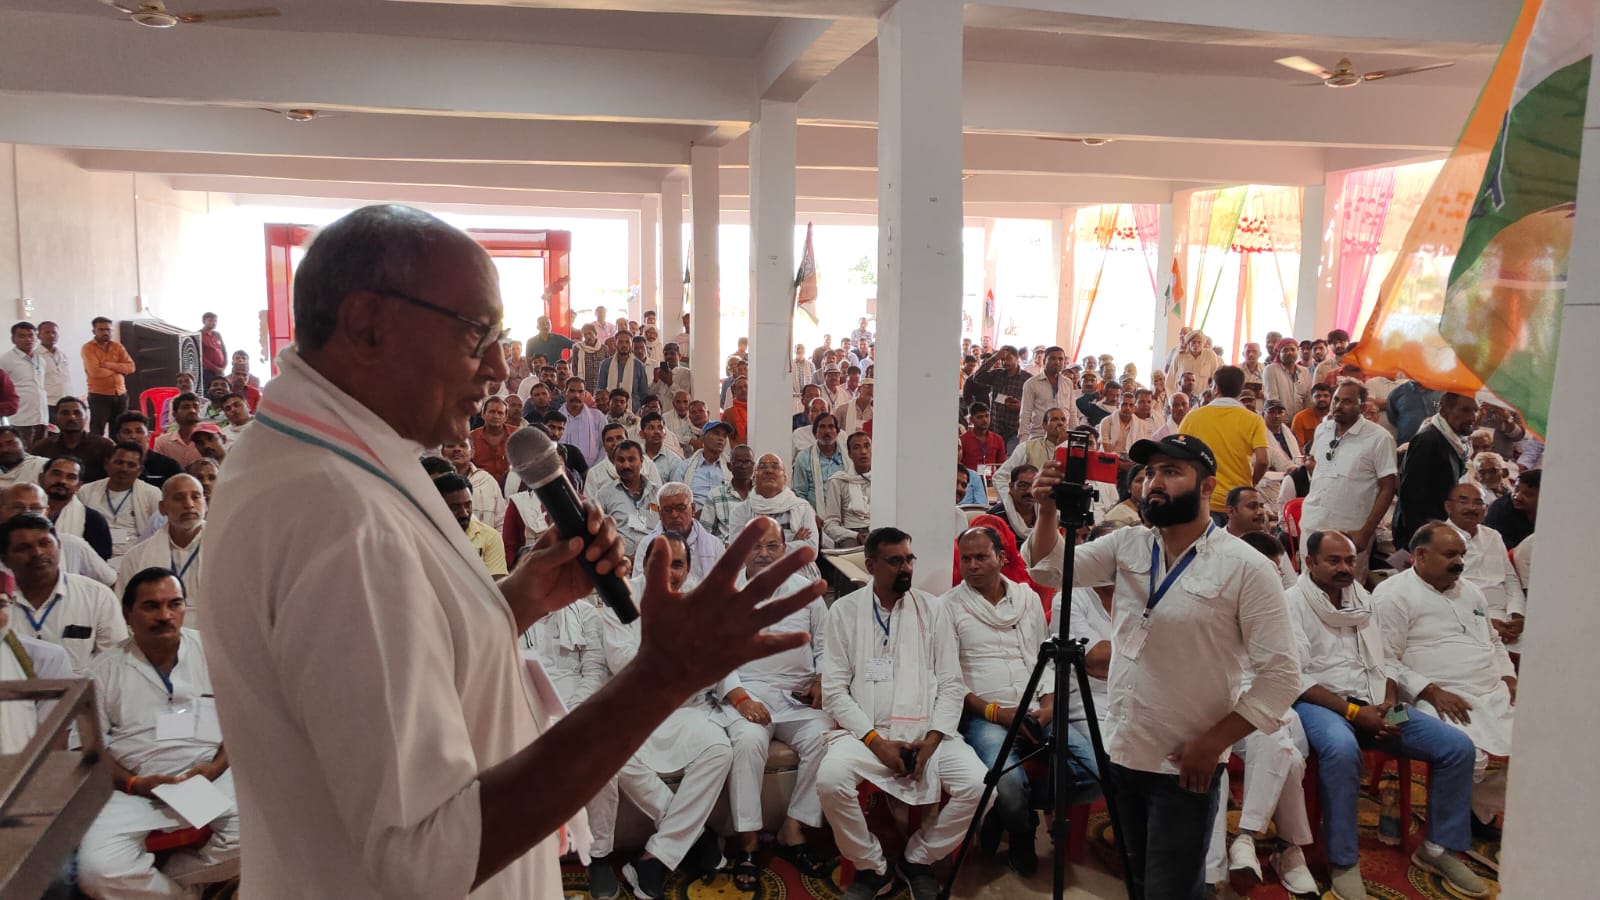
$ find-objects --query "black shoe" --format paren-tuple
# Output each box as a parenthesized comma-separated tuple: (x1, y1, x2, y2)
(899, 861, 939, 900)
(689, 828, 727, 880)
(978, 810, 1003, 856)
(1007, 832, 1038, 877)
(1472, 814, 1503, 841)
(842, 866, 897, 900)
(587, 856, 621, 900)
(622, 856, 668, 900)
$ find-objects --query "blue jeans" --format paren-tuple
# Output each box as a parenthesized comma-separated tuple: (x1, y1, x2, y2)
(958, 716, 1101, 836)
(1107, 762, 1224, 900)
(1295, 701, 1475, 867)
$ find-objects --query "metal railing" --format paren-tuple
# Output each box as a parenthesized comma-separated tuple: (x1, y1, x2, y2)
(0, 678, 110, 900)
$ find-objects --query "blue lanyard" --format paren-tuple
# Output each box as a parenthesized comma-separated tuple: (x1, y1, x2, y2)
(151, 650, 176, 700)
(1146, 525, 1213, 615)
(19, 595, 61, 635)
(872, 602, 893, 647)
(171, 543, 200, 581)
(105, 488, 133, 519)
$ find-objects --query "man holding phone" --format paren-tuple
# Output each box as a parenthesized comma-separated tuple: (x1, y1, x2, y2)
(1287, 530, 1485, 900)
(647, 342, 693, 410)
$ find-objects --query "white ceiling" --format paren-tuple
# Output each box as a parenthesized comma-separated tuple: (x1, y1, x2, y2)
(0, 0, 1520, 218)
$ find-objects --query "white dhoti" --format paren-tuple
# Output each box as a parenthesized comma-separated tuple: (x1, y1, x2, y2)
(78, 771, 240, 899)
(816, 736, 985, 874)
(726, 714, 832, 832)
(621, 708, 734, 870)
(1417, 685, 1514, 822)
(1206, 714, 1311, 882)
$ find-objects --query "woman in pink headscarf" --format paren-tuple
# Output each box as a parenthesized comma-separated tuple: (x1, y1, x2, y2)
(954, 513, 1058, 622)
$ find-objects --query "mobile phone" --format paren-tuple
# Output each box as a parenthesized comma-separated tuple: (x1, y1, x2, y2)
(1384, 705, 1410, 726)
(1056, 445, 1120, 485)
(900, 747, 919, 772)
(790, 690, 808, 702)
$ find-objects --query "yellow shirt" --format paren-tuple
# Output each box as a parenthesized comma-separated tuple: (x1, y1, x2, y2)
(465, 519, 509, 576)
(1178, 399, 1268, 511)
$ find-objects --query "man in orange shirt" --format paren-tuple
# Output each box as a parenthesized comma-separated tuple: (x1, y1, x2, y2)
(723, 375, 750, 444)
(469, 395, 516, 488)
(81, 317, 136, 437)
(1291, 383, 1333, 449)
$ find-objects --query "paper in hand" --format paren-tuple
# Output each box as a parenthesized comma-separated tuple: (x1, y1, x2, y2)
(151, 776, 231, 829)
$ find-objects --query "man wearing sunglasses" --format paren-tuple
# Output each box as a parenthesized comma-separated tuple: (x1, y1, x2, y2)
(1300, 381, 1397, 585)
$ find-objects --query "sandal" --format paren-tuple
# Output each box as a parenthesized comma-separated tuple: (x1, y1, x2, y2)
(731, 851, 761, 893)
(774, 842, 834, 878)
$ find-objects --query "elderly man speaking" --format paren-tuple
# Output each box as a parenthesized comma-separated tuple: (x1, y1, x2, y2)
(202, 205, 824, 900)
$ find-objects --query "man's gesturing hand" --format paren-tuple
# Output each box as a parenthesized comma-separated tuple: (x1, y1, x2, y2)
(633, 517, 826, 698)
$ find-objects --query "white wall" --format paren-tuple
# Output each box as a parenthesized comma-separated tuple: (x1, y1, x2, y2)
(0, 144, 262, 378)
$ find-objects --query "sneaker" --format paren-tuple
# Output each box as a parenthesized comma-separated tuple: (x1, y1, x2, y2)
(1006, 831, 1038, 877)
(622, 856, 668, 900)
(842, 866, 897, 900)
(587, 856, 621, 900)
(1329, 862, 1367, 900)
(1411, 846, 1489, 898)
(978, 810, 1003, 856)
(899, 861, 940, 900)
(1227, 833, 1262, 880)
(1270, 845, 1317, 895)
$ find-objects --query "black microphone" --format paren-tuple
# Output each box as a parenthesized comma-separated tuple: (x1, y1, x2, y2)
(506, 426, 639, 624)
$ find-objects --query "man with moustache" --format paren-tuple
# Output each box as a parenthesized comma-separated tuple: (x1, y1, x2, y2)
(0, 513, 125, 675)
(1293, 530, 1486, 899)
(1301, 381, 1397, 584)
(1443, 484, 1525, 649)
(1376, 522, 1516, 845)
(1263, 338, 1310, 419)
(115, 475, 209, 626)
(1394, 392, 1479, 549)
(1025, 435, 1300, 900)
(1224, 486, 1294, 588)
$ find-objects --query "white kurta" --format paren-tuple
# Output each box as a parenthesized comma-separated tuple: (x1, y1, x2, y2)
(468, 467, 507, 531)
(78, 478, 163, 561)
(8, 573, 126, 674)
(519, 602, 607, 709)
(0, 454, 45, 489)
(728, 571, 830, 723)
(202, 347, 564, 900)
(1448, 522, 1526, 625)
(1374, 568, 1515, 756)
(1057, 587, 1113, 728)
(943, 579, 1051, 710)
(1, 631, 72, 753)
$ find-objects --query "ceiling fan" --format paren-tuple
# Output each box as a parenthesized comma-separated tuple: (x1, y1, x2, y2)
(98, 0, 280, 28)
(1275, 55, 1454, 88)
(257, 107, 336, 123)
(1036, 136, 1115, 147)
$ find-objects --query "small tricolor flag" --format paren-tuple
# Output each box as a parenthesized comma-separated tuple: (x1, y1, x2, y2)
(794, 223, 819, 324)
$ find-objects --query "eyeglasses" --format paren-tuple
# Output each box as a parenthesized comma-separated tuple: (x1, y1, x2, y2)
(658, 502, 691, 514)
(376, 290, 508, 358)
(872, 554, 918, 568)
(1324, 436, 1343, 461)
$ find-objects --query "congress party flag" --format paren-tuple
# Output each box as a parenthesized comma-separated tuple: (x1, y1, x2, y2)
(794, 222, 819, 324)
(1354, 0, 1589, 435)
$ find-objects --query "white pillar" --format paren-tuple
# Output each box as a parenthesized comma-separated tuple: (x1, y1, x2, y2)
(640, 197, 658, 322)
(748, 100, 798, 462)
(690, 145, 722, 409)
(660, 176, 686, 346)
(626, 211, 643, 321)
(873, 0, 963, 591)
(1293, 183, 1329, 340)
(1152, 201, 1175, 376)
(1500, 22, 1600, 894)
(1053, 209, 1074, 353)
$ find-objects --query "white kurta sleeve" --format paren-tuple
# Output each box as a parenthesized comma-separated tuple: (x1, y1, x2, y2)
(990, 440, 1029, 497)
(928, 599, 967, 736)
(820, 479, 854, 546)
(1231, 560, 1302, 734)
(572, 605, 609, 707)
(821, 600, 874, 739)
(91, 583, 129, 657)
(1375, 587, 1433, 701)
(275, 533, 489, 900)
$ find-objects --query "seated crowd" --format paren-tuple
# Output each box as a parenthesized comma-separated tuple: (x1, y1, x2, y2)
(1, 310, 1539, 900)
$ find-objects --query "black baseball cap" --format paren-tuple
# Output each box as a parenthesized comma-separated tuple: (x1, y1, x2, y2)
(1129, 434, 1217, 476)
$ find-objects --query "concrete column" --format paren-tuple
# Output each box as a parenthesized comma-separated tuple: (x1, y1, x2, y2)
(873, 0, 963, 591)
(1500, 21, 1600, 894)
(640, 196, 658, 322)
(1152, 201, 1175, 376)
(626, 210, 643, 320)
(1053, 208, 1075, 352)
(748, 99, 798, 462)
(1293, 183, 1331, 339)
(690, 145, 722, 409)
(660, 175, 686, 349)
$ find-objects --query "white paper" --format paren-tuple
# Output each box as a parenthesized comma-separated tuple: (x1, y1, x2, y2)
(151, 776, 231, 829)
(155, 709, 195, 741)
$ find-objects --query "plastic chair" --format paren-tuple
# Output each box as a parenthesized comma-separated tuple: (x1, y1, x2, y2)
(139, 387, 181, 442)
(1281, 497, 1305, 568)
(145, 825, 213, 854)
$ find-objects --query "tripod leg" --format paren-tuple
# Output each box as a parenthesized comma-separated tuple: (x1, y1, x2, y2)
(1074, 646, 1139, 900)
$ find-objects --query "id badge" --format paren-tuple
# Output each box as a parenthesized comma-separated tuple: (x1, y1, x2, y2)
(1120, 618, 1150, 661)
(1385, 704, 1410, 726)
(156, 704, 196, 741)
(866, 656, 893, 682)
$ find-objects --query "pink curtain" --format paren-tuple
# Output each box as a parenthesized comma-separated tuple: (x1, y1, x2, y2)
(1133, 204, 1161, 295)
(1336, 168, 1398, 332)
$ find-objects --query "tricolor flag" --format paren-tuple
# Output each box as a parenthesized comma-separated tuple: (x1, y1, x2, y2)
(983, 289, 996, 342)
(1167, 256, 1185, 318)
(1354, 0, 1589, 435)
(794, 223, 819, 324)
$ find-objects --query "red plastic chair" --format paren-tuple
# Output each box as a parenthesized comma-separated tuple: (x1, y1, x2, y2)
(139, 387, 181, 443)
(145, 824, 213, 854)
(1282, 497, 1306, 569)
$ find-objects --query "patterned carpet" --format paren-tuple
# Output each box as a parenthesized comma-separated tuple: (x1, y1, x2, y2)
(558, 769, 1501, 900)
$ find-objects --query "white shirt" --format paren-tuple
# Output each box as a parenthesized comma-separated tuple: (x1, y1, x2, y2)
(1, 632, 73, 753)
(1448, 522, 1525, 622)
(90, 630, 221, 777)
(1018, 372, 1079, 440)
(1286, 576, 1388, 704)
(1059, 587, 1114, 728)
(8, 572, 127, 674)
(1025, 525, 1301, 774)
(519, 602, 607, 709)
(78, 478, 163, 561)
(600, 479, 662, 557)
(202, 346, 559, 900)
(821, 586, 964, 743)
(39, 344, 74, 405)
(0, 453, 45, 489)
(1100, 413, 1160, 456)
(116, 528, 204, 628)
(632, 519, 722, 582)
(1301, 416, 1397, 534)
(0, 346, 48, 426)
(466, 466, 507, 531)
(730, 572, 828, 714)
(821, 472, 872, 547)
(944, 580, 1051, 710)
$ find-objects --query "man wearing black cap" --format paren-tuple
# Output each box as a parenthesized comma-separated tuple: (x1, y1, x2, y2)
(1024, 434, 1301, 900)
